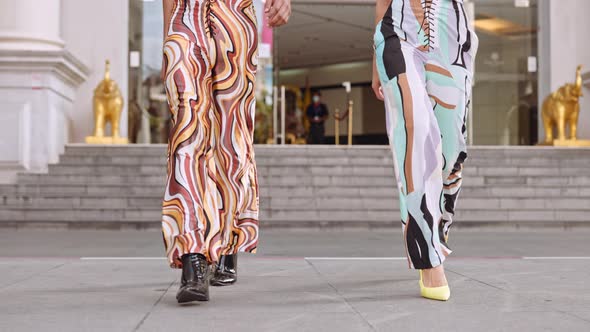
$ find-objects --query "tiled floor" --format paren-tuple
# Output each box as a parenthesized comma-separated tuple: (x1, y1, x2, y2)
(1, 229, 589, 331)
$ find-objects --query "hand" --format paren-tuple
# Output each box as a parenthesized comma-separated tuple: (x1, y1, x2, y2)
(372, 58, 384, 101)
(265, 0, 291, 27)
(372, 76, 384, 101)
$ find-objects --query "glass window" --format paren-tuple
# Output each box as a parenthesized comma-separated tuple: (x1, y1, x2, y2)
(127, 0, 272, 144)
(129, 0, 540, 146)
(471, 0, 539, 145)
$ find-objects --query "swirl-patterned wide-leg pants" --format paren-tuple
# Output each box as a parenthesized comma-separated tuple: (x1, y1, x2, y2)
(374, 0, 478, 269)
(161, 0, 259, 268)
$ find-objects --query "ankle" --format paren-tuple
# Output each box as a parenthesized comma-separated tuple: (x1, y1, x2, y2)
(421, 265, 448, 287)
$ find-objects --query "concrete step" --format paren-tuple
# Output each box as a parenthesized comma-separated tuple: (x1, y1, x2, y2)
(58, 145, 590, 166)
(33, 149, 590, 166)
(263, 209, 590, 224)
(2, 207, 588, 224)
(3, 144, 590, 229)
(16, 172, 590, 187)
(2, 183, 590, 199)
(2, 196, 589, 212)
(55, 155, 397, 167)
(62, 144, 590, 157)
(46, 163, 590, 177)
(18, 173, 406, 187)
(0, 184, 166, 196)
(46, 164, 395, 176)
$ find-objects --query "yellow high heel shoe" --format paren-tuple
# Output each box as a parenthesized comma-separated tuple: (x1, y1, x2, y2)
(419, 270, 451, 301)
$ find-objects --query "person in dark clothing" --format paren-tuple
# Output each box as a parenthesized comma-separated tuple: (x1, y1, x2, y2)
(306, 92, 329, 144)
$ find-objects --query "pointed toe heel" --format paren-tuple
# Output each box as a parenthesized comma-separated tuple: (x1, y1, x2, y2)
(419, 270, 451, 301)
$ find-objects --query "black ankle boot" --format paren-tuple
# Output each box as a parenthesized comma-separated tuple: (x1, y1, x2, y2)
(210, 254, 238, 287)
(176, 253, 210, 303)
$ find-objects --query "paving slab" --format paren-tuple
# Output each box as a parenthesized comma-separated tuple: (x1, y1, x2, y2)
(1, 229, 590, 332)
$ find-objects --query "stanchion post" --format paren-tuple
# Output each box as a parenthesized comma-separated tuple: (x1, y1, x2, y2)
(342, 81, 353, 146)
(335, 108, 340, 145)
(347, 100, 353, 146)
(280, 85, 286, 145)
(272, 86, 278, 144)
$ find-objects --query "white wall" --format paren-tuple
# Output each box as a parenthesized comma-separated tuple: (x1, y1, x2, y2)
(540, 0, 590, 140)
(61, 0, 130, 142)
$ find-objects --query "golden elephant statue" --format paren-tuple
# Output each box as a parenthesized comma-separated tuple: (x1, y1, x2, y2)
(86, 60, 128, 144)
(541, 65, 584, 143)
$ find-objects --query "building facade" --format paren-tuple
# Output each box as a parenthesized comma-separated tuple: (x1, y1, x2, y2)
(0, 0, 589, 183)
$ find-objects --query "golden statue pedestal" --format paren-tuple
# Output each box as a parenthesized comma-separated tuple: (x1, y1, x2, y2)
(85, 136, 129, 144)
(540, 65, 586, 147)
(552, 139, 590, 147)
(86, 60, 128, 145)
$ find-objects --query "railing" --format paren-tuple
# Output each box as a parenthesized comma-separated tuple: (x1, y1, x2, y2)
(272, 85, 286, 145)
(334, 81, 354, 146)
(272, 82, 354, 145)
(334, 100, 354, 146)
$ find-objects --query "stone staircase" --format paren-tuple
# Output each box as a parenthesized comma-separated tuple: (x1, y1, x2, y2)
(1, 144, 590, 229)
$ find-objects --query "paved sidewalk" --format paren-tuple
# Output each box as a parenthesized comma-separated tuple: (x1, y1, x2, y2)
(1, 229, 590, 331)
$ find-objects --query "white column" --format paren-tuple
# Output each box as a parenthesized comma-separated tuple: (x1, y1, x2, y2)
(0, 0, 64, 51)
(0, 0, 89, 183)
(538, 0, 590, 141)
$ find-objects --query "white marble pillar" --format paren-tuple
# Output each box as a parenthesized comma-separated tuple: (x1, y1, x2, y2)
(0, 0, 89, 183)
(538, 0, 590, 141)
(0, 0, 63, 51)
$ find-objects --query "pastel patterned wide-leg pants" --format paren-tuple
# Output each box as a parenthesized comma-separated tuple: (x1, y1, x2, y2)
(374, 0, 478, 269)
(161, 0, 259, 268)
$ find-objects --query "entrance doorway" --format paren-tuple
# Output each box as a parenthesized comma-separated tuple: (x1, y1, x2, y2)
(127, 0, 539, 146)
(274, 0, 539, 146)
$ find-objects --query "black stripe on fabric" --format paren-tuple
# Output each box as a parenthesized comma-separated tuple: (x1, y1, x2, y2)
(438, 189, 444, 215)
(454, 151, 468, 171)
(462, 76, 470, 135)
(421, 194, 442, 265)
(406, 211, 434, 269)
(452, 0, 461, 43)
(382, 33, 405, 80)
(443, 192, 459, 217)
(396, 79, 409, 195)
(445, 177, 462, 187)
(451, 1, 467, 68)
(381, 4, 396, 40)
(400, 0, 407, 40)
(439, 219, 451, 249)
(459, 3, 472, 53)
(380, 3, 405, 80)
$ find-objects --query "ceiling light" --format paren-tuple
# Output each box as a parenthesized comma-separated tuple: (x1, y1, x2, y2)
(474, 14, 536, 36)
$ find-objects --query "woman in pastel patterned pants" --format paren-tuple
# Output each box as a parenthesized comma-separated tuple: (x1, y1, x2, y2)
(372, 0, 478, 301)
(161, 0, 290, 303)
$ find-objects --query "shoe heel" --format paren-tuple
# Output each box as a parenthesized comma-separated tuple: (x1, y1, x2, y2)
(176, 288, 209, 303)
(419, 269, 451, 301)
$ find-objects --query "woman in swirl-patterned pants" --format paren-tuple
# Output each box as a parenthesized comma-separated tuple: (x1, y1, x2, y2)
(160, 0, 290, 303)
(372, 0, 478, 300)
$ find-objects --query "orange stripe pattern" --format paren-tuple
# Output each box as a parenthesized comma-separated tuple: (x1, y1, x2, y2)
(162, 0, 259, 269)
